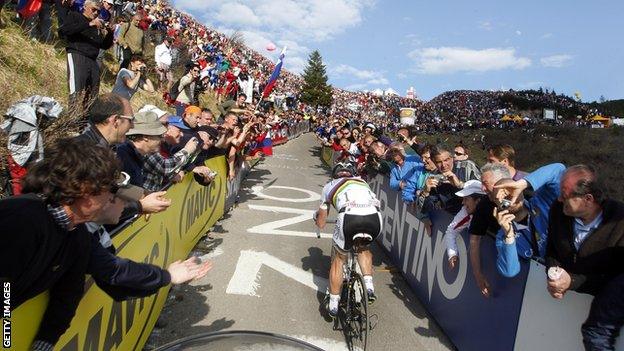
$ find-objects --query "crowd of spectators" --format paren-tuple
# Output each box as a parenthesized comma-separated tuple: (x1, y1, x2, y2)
(1, 0, 622, 349)
(314, 117, 624, 350)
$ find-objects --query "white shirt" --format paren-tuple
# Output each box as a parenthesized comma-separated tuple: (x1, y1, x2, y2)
(444, 206, 471, 258)
(154, 42, 172, 66)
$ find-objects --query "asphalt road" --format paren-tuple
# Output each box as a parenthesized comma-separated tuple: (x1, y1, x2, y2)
(152, 133, 454, 351)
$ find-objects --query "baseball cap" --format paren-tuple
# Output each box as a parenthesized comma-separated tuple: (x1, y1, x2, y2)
(112, 172, 145, 202)
(365, 123, 376, 131)
(126, 111, 167, 136)
(455, 180, 486, 197)
(167, 116, 190, 130)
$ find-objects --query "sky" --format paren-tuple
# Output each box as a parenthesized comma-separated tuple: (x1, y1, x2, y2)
(170, 0, 624, 102)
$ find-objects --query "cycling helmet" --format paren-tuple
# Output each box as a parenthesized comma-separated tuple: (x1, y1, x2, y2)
(331, 162, 356, 179)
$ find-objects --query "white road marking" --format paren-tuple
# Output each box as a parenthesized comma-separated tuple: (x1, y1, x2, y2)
(250, 185, 320, 203)
(226, 250, 328, 296)
(247, 204, 332, 238)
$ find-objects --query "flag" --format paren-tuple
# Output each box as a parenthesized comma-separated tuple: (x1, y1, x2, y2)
(17, 0, 42, 18)
(261, 47, 286, 99)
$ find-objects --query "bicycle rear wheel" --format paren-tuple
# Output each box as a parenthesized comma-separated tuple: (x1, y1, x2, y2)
(347, 273, 369, 350)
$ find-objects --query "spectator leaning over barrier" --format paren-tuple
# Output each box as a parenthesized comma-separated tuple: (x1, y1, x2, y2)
(142, 117, 199, 192)
(0, 138, 121, 349)
(364, 141, 391, 178)
(154, 36, 174, 92)
(387, 143, 423, 203)
(59, 0, 114, 113)
(116, 111, 168, 187)
(543, 165, 624, 351)
(199, 108, 216, 127)
(117, 14, 144, 69)
(468, 162, 510, 297)
(75, 93, 133, 147)
(445, 180, 487, 269)
(75, 94, 171, 214)
(486, 144, 527, 181)
(174, 63, 200, 116)
(491, 162, 565, 277)
(111, 54, 155, 101)
(218, 93, 247, 121)
(339, 137, 361, 163)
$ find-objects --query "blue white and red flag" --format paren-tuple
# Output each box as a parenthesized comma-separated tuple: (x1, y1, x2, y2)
(261, 47, 286, 99)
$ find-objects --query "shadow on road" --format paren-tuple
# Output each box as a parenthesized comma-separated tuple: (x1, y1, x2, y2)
(301, 246, 333, 322)
(151, 283, 236, 348)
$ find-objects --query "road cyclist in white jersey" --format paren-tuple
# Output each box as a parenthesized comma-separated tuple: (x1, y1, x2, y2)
(314, 162, 383, 317)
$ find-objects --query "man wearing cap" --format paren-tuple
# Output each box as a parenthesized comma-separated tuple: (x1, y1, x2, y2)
(142, 115, 199, 192)
(154, 36, 174, 91)
(116, 111, 168, 187)
(111, 54, 155, 101)
(76, 94, 172, 215)
(444, 180, 487, 269)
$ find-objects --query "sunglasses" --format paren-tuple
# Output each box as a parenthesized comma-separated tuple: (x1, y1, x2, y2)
(454, 152, 465, 157)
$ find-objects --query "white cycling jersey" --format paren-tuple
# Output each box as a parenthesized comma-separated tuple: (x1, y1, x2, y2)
(319, 176, 379, 216)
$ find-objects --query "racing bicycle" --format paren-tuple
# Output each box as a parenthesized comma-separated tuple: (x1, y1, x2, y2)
(316, 221, 374, 351)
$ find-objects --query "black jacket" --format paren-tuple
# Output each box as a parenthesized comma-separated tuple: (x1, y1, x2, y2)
(546, 199, 624, 295)
(59, 11, 114, 60)
(0, 194, 91, 344)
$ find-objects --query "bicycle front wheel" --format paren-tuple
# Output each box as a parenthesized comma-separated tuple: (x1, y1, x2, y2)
(348, 273, 369, 350)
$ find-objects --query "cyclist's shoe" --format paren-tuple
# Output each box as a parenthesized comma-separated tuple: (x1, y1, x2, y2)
(325, 300, 338, 318)
(367, 290, 377, 305)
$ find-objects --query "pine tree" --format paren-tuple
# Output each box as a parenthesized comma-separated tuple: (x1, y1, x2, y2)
(300, 50, 333, 109)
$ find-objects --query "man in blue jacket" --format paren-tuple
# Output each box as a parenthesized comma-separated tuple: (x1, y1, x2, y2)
(493, 163, 565, 277)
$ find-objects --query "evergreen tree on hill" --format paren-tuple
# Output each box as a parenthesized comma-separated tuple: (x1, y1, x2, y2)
(300, 50, 333, 109)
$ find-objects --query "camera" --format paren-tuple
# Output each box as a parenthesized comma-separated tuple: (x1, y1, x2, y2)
(208, 171, 218, 178)
(139, 65, 147, 74)
(431, 174, 446, 182)
(499, 199, 512, 210)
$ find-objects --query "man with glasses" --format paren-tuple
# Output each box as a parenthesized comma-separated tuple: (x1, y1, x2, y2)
(59, 0, 114, 112)
(0, 138, 125, 349)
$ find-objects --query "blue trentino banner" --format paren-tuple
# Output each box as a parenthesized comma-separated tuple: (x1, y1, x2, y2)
(369, 175, 529, 351)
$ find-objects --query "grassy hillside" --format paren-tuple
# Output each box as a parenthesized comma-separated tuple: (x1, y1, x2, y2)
(0, 10, 219, 173)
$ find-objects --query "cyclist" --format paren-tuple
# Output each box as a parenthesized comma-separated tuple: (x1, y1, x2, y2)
(315, 162, 382, 317)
